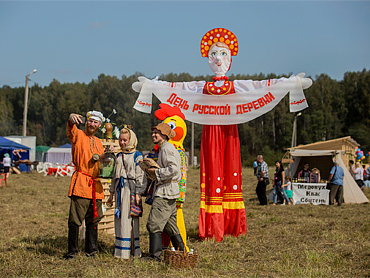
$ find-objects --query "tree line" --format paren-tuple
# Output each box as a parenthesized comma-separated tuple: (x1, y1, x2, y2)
(1, 69, 369, 165)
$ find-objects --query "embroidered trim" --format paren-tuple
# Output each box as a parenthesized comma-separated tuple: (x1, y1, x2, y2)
(205, 81, 233, 95)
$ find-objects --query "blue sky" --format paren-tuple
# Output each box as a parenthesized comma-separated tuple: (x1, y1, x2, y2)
(1, 1, 370, 87)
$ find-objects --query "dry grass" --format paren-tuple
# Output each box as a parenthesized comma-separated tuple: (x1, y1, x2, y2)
(0, 168, 369, 277)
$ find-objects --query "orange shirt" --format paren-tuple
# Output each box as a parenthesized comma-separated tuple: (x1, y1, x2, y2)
(67, 123, 104, 199)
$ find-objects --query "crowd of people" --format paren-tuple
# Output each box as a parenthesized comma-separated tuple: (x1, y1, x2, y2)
(4, 107, 365, 259)
(2, 108, 369, 260)
(65, 111, 184, 261)
(254, 156, 370, 207)
(255, 155, 294, 206)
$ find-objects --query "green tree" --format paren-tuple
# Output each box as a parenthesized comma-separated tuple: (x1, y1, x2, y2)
(1, 70, 370, 164)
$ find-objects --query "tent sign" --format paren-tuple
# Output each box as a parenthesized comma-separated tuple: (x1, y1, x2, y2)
(293, 183, 329, 205)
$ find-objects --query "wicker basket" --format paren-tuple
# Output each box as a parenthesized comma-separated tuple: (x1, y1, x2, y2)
(163, 249, 197, 268)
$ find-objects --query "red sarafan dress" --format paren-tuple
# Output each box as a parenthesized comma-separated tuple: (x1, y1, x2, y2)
(199, 80, 247, 242)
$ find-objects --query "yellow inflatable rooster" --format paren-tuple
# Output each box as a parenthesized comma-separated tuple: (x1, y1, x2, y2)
(155, 103, 188, 251)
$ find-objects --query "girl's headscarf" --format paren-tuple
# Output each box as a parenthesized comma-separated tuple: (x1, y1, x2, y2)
(120, 128, 138, 153)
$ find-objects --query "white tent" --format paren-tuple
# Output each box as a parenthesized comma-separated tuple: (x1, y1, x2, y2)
(287, 149, 369, 204)
(46, 147, 72, 164)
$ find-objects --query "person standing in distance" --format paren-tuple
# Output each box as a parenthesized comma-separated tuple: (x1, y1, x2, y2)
(256, 155, 269, 205)
(354, 162, 364, 189)
(2, 153, 12, 178)
(328, 159, 345, 206)
(348, 160, 355, 179)
(145, 123, 184, 260)
(66, 111, 105, 259)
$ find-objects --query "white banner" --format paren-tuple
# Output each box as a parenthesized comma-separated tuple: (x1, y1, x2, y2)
(133, 76, 308, 125)
(293, 183, 329, 205)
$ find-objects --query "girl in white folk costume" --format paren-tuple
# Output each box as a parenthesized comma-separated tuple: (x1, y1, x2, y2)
(107, 127, 146, 259)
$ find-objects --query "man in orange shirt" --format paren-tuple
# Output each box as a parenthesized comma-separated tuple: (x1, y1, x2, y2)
(66, 111, 105, 259)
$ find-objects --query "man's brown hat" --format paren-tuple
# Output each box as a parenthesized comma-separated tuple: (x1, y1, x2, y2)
(138, 157, 160, 181)
(151, 122, 176, 139)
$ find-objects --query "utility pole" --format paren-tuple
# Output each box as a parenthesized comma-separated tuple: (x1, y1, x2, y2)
(22, 69, 37, 136)
(291, 112, 302, 148)
(191, 122, 194, 166)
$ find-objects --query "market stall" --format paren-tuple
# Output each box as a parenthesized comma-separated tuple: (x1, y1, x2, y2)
(0, 137, 31, 172)
(46, 144, 72, 164)
(292, 182, 329, 205)
(284, 149, 369, 204)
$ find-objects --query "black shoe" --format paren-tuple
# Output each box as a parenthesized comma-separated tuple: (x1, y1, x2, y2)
(170, 234, 184, 251)
(141, 255, 162, 262)
(67, 224, 79, 259)
(86, 251, 97, 258)
(149, 232, 163, 259)
(64, 253, 77, 260)
(85, 223, 98, 256)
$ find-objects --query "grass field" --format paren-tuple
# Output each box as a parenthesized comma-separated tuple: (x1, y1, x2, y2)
(0, 168, 369, 277)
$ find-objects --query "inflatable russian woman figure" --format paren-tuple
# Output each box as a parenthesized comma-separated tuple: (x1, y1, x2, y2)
(132, 28, 312, 241)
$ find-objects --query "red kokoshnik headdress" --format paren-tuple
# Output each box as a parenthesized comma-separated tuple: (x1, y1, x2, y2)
(200, 28, 239, 57)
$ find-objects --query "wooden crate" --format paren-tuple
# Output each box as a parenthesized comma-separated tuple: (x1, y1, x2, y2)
(98, 178, 115, 235)
(98, 139, 120, 235)
(101, 138, 121, 153)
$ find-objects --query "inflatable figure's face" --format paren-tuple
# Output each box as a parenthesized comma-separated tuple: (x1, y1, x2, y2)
(163, 115, 187, 148)
(208, 45, 231, 77)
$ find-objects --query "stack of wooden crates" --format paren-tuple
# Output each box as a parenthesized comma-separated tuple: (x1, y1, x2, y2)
(98, 139, 121, 235)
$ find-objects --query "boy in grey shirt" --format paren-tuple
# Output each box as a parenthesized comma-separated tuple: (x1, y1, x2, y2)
(145, 123, 184, 260)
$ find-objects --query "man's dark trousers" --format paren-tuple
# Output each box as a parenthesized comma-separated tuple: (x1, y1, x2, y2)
(329, 184, 343, 206)
(256, 180, 267, 205)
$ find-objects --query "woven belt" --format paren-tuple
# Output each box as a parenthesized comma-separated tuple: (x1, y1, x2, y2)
(77, 170, 98, 224)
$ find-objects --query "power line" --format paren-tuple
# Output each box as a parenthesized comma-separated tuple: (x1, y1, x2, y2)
(0, 81, 24, 87)
(1, 79, 36, 89)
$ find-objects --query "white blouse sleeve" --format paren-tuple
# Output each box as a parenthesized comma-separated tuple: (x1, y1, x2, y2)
(154, 80, 206, 94)
(133, 153, 147, 195)
(234, 76, 290, 93)
(155, 148, 180, 183)
(109, 153, 123, 193)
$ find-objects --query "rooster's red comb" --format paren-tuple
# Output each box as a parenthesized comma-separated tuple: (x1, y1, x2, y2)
(155, 103, 185, 121)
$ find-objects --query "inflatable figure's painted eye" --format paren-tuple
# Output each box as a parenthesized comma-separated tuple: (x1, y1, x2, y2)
(167, 121, 176, 130)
